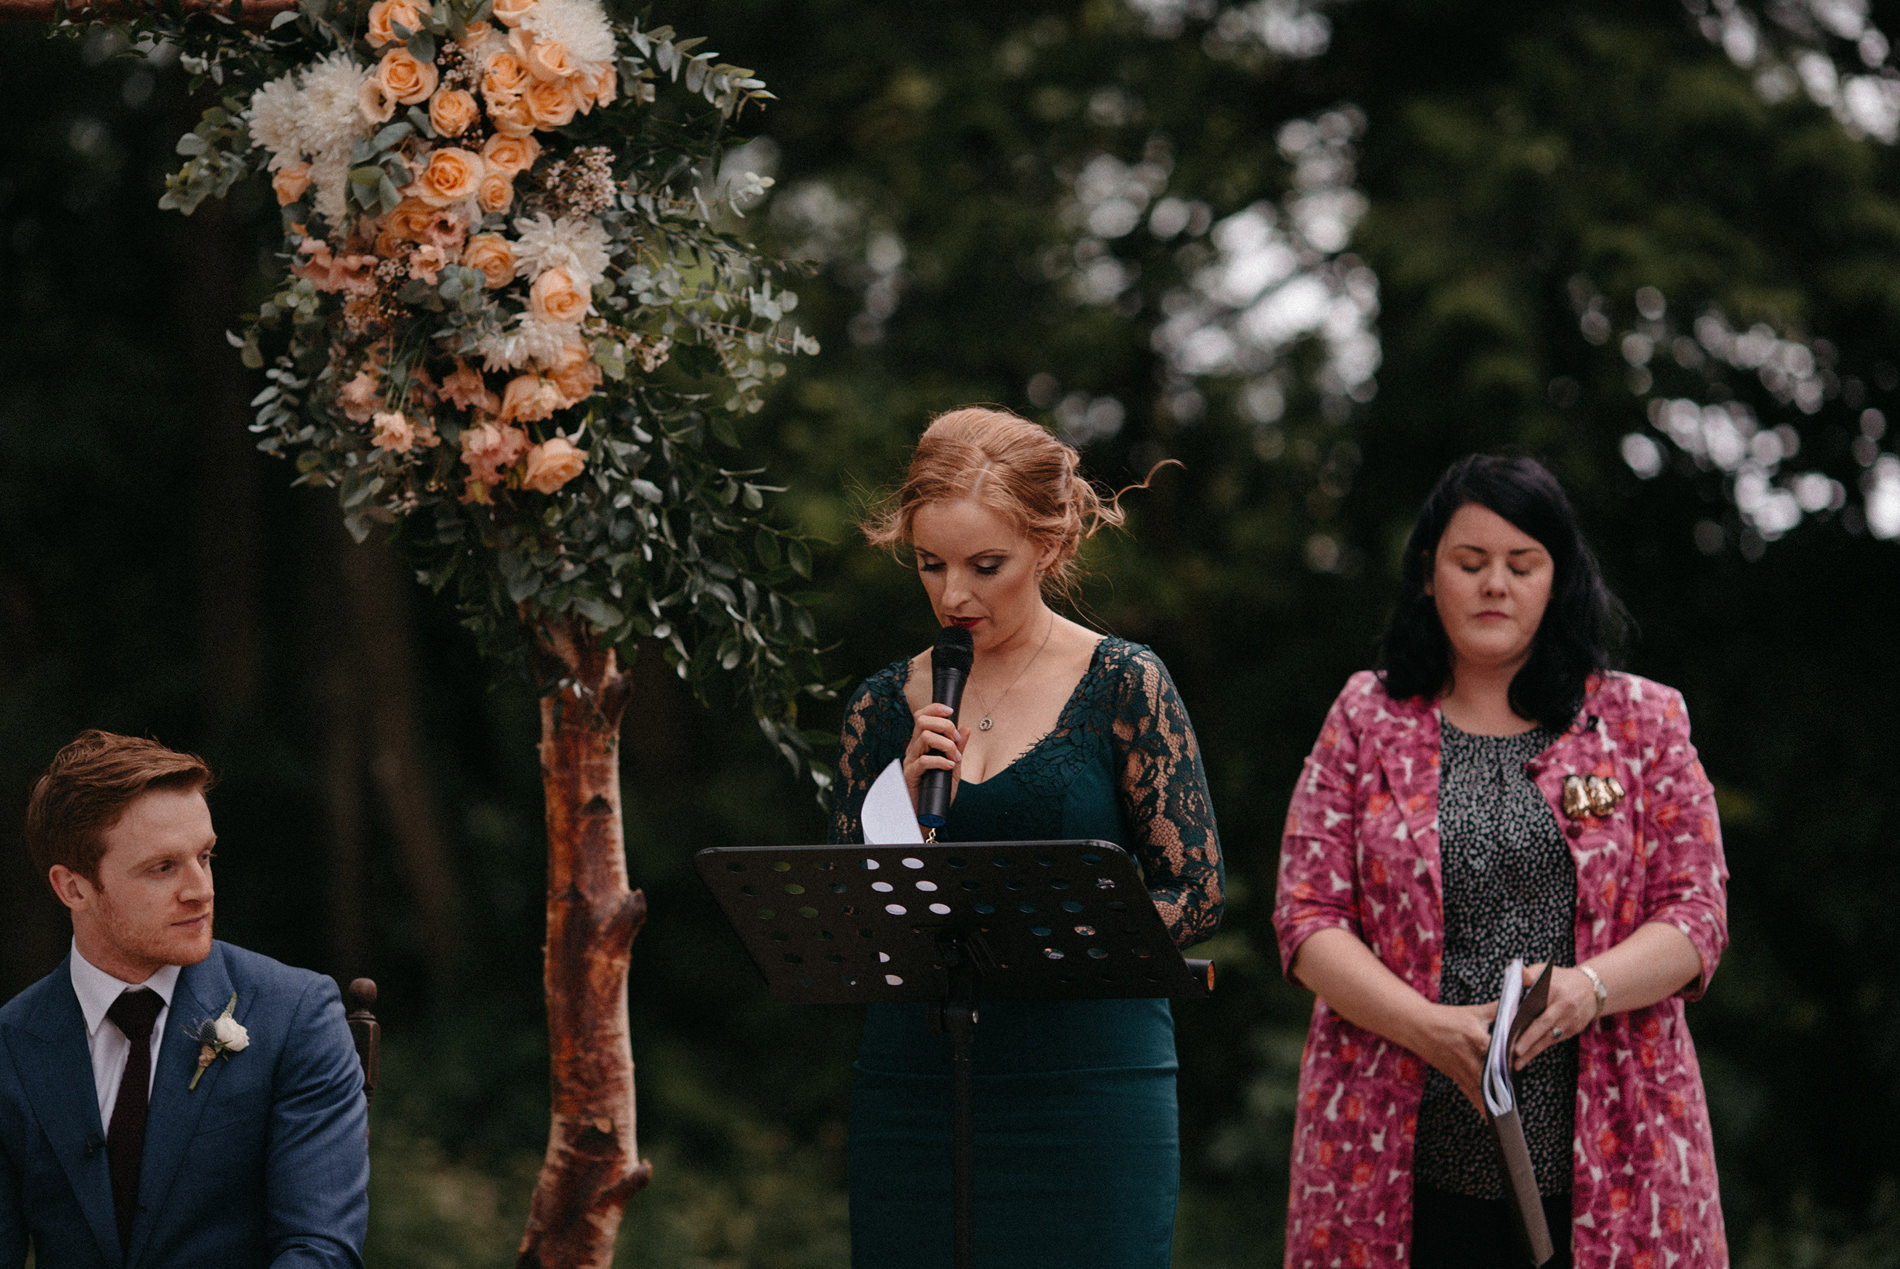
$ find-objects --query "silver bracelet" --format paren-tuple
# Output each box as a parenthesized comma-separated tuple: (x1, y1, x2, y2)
(1579, 964, 1608, 1019)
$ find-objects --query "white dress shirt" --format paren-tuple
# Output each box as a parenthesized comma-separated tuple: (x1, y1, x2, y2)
(68, 942, 182, 1128)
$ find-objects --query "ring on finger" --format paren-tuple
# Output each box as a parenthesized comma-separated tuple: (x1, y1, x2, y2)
(1552, 1025, 1565, 1040)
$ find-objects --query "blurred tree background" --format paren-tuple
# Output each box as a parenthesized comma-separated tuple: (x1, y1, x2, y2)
(5, 0, 1900, 1263)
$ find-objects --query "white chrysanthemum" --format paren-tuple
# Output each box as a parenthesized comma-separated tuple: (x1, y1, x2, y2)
(476, 328, 528, 372)
(248, 71, 306, 165)
(518, 316, 581, 366)
(511, 213, 613, 289)
(308, 152, 354, 228)
(519, 0, 616, 75)
(478, 314, 586, 371)
(300, 52, 376, 159)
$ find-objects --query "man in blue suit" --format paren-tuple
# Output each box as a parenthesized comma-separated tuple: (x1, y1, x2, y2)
(0, 730, 369, 1267)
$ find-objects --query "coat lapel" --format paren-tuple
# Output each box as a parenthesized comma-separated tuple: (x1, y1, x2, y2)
(1369, 693, 1445, 908)
(126, 945, 231, 1267)
(1529, 684, 1631, 947)
(6, 963, 121, 1265)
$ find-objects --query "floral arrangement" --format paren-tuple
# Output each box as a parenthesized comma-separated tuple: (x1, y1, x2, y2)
(188, 992, 249, 1090)
(144, 0, 828, 767)
(231, 0, 639, 505)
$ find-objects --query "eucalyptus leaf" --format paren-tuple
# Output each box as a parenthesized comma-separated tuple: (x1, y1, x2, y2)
(372, 120, 413, 151)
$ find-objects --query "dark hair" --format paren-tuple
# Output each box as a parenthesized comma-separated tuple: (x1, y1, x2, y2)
(1375, 454, 1631, 731)
(24, 729, 214, 887)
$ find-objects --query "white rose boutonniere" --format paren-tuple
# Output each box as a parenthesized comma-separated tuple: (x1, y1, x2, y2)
(189, 993, 249, 1091)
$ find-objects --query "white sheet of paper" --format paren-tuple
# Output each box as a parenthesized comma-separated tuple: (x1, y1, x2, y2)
(861, 758, 924, 844)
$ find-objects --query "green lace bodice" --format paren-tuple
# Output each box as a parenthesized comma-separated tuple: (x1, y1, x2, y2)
(829, 636, 1223, 948)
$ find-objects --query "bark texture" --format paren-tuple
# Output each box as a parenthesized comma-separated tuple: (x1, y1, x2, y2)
(517, 619, 652, 1269)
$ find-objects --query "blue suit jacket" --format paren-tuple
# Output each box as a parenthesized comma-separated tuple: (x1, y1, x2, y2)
(0, 942, 369, 1267)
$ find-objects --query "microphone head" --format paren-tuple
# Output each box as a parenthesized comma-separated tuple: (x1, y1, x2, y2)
(932, 624, 974, 674)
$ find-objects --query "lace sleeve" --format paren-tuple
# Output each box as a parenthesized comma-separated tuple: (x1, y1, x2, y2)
(1110, 646, 1224, 948)
(827, 667, 912, 846)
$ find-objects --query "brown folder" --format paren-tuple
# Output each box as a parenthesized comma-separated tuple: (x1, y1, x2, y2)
(1484, 960, 1556, 1266)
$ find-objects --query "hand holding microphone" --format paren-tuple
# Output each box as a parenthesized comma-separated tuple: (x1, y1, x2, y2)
(914, 625, 974, 829)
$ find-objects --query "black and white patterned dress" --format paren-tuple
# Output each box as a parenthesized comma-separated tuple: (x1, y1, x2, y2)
(1413, 717, 1579, 1199)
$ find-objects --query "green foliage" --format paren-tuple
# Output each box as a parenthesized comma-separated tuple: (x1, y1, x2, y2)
(11, 0, 1900, 1262)
(69, 0, 831, 779)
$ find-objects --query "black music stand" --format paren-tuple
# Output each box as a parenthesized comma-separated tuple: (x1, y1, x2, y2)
(694, 839, 1214, 1269)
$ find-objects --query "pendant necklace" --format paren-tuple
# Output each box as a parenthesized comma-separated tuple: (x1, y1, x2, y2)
(972, 614, 1055, 732)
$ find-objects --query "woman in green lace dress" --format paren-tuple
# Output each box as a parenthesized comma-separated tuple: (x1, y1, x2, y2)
(830, 406, 1224, 1269)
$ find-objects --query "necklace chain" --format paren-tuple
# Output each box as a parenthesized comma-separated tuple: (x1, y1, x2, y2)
(970, 614, 1055, 732)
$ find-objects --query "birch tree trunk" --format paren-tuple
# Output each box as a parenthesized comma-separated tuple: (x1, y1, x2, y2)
(517, 618, 652, 1269)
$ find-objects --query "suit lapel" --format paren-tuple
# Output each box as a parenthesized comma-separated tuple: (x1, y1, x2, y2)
(6, 963, 122, 1265)
(126, 945, 231, 1267)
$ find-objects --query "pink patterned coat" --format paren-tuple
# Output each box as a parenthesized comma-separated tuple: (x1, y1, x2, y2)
(1273, 671, 1729, 1268)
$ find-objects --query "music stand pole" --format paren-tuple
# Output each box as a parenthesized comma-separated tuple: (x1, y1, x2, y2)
(938, 937, 979, 1269)
(695, 838, 1214, 1269)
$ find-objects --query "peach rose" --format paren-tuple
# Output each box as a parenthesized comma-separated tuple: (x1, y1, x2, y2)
(366, 0, 430, 47)
(462, 233, 518, 289)
(587, 66, 617, 110)
(480, 132, 540, 177)
(497, 374, 564, 425)
(440, 360, 500, 414)
(428, 88, 480, 138)
(459, 420, 530, 485)
(482, 51, 530, 101)
(490, 0, 536, 27)
(359, 76, 397, 125)
(486, 94, 537, 138)
(272, 161, 312, 206)
(510, 29, 574, 81)
(376, 198, 467, 253)
(476, 173, 515, 215)
(546, 339, 602, 406)
(528, 268, 589, 324)
(523, 77, 577, 129)
(377, 48, 439, 107)
(522, 436, 587, 493)
(411, 148, 485, 207)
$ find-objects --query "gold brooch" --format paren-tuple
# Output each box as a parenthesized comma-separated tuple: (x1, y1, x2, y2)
(1561, 773, 1626, 820)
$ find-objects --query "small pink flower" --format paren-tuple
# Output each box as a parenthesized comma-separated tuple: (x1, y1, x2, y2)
(292, 238, 379, 296)
(459, 421, 530, 486)
(338, 367, 383, 423)
(372, 411, 422, 452)
(409, 243, 450, 284)
(440, 360, 500, 415)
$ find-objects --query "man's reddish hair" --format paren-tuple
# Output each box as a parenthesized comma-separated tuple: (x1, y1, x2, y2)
(24, 729, 214, 886)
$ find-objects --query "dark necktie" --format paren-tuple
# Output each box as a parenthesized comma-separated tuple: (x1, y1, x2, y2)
(106, 988, 164, 1252)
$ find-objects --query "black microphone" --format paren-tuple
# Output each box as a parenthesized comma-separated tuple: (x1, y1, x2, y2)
(917, 625, 974, 829)
(84, 1133, 104, 1158)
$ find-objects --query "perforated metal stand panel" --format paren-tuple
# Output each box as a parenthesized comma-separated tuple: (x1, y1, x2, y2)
(695, 840, 1211, 1005)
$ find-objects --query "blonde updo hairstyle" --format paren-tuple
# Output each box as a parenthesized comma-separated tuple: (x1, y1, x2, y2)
(862, 406, 1125, 599)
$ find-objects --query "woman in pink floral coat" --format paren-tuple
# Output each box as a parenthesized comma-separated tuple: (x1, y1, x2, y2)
(1274, 456, 1729, 1268)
